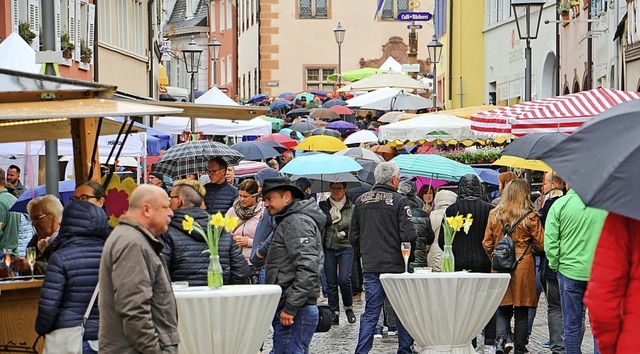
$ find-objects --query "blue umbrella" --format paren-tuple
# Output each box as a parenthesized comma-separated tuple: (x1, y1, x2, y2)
(279, 128, 304, 140)
(247, 93, 268, 104)
(281, 154, 362, 175)
(278, 92, 296, 99)
(310, 90, 329, 97)
(392, 154, 482, 182)
(322, 99, 347, 108)
(269, 99, 291, 110)
(327, 121, 356, 132)
(10, 180, 77, 213)
(473, 168, 499, 186)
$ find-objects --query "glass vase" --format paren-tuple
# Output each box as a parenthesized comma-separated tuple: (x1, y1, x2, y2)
(442, 245, 455, 272)
(208, 255, 223, 289)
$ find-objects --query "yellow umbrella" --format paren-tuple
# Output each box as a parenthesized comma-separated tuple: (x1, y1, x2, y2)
(294, 135, 347, 152)
(492, 156, 552, 172)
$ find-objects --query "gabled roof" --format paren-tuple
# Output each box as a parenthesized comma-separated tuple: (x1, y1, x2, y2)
(165, 0, 208, 32)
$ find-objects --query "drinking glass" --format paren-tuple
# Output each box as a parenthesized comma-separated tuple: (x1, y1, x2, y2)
(401, 242, 411, 273)
(26, 247, 36, 280)
(2, 248, 13, 278)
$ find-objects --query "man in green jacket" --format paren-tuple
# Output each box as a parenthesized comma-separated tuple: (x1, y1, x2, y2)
(544, 187, 607, 354)
(0, 168, 21, 258)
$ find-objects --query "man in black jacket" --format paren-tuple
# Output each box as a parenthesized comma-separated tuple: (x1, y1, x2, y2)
(204, 157, 239, 214)
(350, 162, 416, 354)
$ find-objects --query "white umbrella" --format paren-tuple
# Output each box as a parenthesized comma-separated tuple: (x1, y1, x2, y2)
(343, 130, 379, 145)
(335, 147, 385, 163)
(339, 72, 428, 92)
(361, 92, 433, 111)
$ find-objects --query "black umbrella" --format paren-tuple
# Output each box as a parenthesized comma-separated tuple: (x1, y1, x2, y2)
(291, 172, 361, 194)
(230, 141, 281, 161)
(286, 108, 310, 118)
(311, 128, 341, 138)
(536, 99, 640, 220)
(355, 158, 379, 185)
(501, 132, 568, 159)
(256, 140, 289, 153)
(289, 122, 316, 132)
(152, 140, 244, 179)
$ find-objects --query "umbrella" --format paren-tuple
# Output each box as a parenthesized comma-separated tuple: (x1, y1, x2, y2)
(329, 105, 354, 115)
(535, 99, 640, 220)
(309, 108, 340, 120)
(322, 99, 347, 108)
(392, 154, 481, 182)
(231, 141, 281, 161)
(289, 122, 316, 132)
(344, 130, 379, 145)
(281, 154, 362, 175)
(311, 128, 342, 138)
(310, 90, 329, 97)
(278, 92, 296, 99)
(311, 119, 328, 127)
(293, 92, 314, 104)
(378, 111, 415, 123)
(152, 141, 245, 179)
(286, 108, 310, 118)
(291, 173, 361, 193)
(473, 168, 500, 186)
(500, 132, 568, 159)
(247, 93, 268, 104)
(264, 116, 284, 131)
(327, 121, 357, 132)
(269, 99, 291, 110)
(355, 158, 379, 184)
(492, 155, 552, 172)
(10, 180, 77, 213)
(256, 133, 299, 149)
(327, 67, 388, 82)
(369, 145, 398, 161)
(361, 92, 433, 111)
(255, 139, 289, 153)
(294, 135, 348, 152)
(278, 128, 304, 140)
(335, 147, 385, 163)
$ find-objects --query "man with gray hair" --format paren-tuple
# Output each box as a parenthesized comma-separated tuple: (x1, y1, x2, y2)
(350, 162, 417, 354)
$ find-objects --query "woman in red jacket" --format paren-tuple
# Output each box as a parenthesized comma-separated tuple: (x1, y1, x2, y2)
(584, 212, 640, 354)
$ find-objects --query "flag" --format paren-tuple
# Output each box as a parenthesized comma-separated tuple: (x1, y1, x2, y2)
(374, 0, 386, 19)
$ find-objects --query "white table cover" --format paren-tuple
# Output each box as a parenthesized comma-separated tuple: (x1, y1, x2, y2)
(380, 272, 510, 354)
(173, 284, 281, 354)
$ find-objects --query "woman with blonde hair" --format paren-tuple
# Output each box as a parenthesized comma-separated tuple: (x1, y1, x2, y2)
(491, 171, 518, 206)
(483, 179, 544, 354)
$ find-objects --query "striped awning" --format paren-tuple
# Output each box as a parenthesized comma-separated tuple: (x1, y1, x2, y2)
(471, 88, 640, 137)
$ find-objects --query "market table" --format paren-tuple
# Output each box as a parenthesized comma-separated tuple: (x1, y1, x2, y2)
(0, 279, 44, 353)
(173, 284, 281, 354)
(380, 272, 510, 354)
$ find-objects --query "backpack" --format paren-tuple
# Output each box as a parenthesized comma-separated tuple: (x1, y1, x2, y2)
(492, 211, 533, 273)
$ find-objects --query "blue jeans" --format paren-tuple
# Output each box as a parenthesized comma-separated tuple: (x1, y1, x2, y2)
(324, 248, 354, 313)
(355, 273, 413, 354)
(82, 341, 98, 354)
(557, 273, 599, 354)
(271, 305, 318, 354)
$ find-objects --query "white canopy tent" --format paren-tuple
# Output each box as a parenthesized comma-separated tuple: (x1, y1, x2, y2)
(153, 117, 271, 136)
(346, 87, 402, 107)
(339, 72, 428, 92)
(378, 114, 478, 142)
(195, 87, 239, 106)
(378, 57, 404, 73)
(0, 33, 41, 74)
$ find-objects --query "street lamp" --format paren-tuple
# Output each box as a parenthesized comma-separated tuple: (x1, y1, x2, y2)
(333, 23, 346, 87)
(207, 36, 222, 88)
(511, 0, 545, 101)
(182, 35, 203, 132)
(426, 35, 443, 111)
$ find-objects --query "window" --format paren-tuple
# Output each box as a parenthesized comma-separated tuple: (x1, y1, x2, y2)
(220, 57, 226, 85)
(227, 54, 232, 86)
(305, 67, 335, 91)
(226, 0, 232, 30)
(98, 0, 144, 57)
(591, 0, 608, 17)
(299, 0, 327, 19)
(381, 0, 409, 20)
(220, 0, 226, 32)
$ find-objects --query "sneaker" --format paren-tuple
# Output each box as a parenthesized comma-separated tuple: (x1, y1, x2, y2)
(484, 345, 496, 354)
(387, 328, 397, 336)
(331, 313, 339, 325)
(539, 340, 550, 349)
(374, 328, 383, 339)
(346, 309, 356, 324)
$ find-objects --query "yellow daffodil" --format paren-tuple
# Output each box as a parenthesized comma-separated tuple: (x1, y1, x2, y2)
(463, 214, 474, 234)
(447, 214, 464, 232)
(210, 212, 225, 228)
(224, 214, 239, 232)
(182, 215, 195, 234)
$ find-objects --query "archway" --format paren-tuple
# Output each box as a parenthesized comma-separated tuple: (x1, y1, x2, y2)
(572, 80, 580, 93)
(540, 52, 557, 98)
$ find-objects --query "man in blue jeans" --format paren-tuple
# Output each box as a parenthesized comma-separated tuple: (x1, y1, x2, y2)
(350, 162, 417, 354)
(263, 177, 325, 353)
(545, 187, 607, 354)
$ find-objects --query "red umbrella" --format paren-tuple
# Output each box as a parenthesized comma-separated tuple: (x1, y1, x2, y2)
(329, 105, 354, 115)
(256, 133, 299, 149)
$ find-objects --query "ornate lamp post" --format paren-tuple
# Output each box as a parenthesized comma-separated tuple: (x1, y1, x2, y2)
(426, 35, 443, 111)
(182, 35, 203, 132)
(511, 0, 545, 101)
(333, 23, 346, 87)
(207, 36, 222, 88)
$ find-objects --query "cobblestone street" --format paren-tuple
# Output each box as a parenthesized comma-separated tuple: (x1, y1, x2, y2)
(262, 293, 595, 353)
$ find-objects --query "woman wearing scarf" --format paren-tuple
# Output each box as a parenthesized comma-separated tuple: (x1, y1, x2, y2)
(227, 179, 263, 266)
(319, 182, 356, 325)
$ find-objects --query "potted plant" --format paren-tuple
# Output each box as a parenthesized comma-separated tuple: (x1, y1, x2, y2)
(80, 40, 92, 63)
(19, 21, 36, 45)
(61, 32, 74, 59)
(557, 1, 571, 20)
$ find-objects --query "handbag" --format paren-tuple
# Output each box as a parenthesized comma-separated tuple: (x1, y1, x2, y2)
(315, 304, 333, 333)
(43, 283, 99, 354)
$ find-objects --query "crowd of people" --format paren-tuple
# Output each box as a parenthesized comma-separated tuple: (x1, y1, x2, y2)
(0, 145, 635, 354)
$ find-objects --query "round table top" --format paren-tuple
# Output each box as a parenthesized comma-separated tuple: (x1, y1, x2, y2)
(380, 272, 511, 280)
(173, 284, 281, 299)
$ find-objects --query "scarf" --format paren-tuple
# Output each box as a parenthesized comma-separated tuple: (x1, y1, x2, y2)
(232, 198, 261, 221)
(329, 197, 346, 224)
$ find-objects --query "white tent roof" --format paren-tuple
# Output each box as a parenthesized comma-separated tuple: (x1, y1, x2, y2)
(346, 87, 402, 107)
(379, 57, 403, 73)
(153, 117, 271, 136)
(195, 86, 239, 106)
(378, 114, 477, 142)
(338, 72, 428, 92)
(0, 33, 42, 74)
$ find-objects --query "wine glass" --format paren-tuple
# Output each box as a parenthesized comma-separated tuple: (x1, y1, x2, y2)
(2, 248, 13, 278)
(26, 247, 36, 280)
(401, 242, 411, 273)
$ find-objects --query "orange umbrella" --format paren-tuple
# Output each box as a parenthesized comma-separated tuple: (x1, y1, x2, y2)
(329, 105, 354, 115)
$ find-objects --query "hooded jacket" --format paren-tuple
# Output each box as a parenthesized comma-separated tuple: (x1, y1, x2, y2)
(404, 197, 434, 265)
(438, 174, 494, 273)
(204, 181, 238, 215)
(161, 207, 250, 286)
(428, 190, 457, 271)
(36, 201, 110, 340)
(265, 199, 325, 316)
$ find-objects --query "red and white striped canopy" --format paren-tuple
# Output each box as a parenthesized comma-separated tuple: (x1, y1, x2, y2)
(471, 88, 640, 137)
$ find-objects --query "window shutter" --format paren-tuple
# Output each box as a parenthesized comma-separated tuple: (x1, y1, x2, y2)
(28, 0, 39, 50)
(69, 0, 77, 60)
(11, 0, 20, 33)
(88, 3, 95, 64)
(75, 0, 81, 61)
(55, 0, 62, 51)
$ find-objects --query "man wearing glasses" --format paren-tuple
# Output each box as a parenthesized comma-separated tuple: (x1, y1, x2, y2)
(203, 157, 238, 215)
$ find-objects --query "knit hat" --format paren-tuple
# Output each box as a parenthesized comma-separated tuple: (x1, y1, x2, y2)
(255, 168, 280, 187)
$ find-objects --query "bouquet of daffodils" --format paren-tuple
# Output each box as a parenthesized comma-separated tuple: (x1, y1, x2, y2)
(442, 213, 474, 246)
(181, 212, 239, 256)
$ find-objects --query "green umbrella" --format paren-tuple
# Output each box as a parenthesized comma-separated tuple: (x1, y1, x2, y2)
(265, 117, 284, 131)
(391, 154, 482, 182)
(327, 68, 389, 83)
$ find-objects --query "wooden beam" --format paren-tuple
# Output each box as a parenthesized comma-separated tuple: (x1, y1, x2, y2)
(143, 101, 270, 120)
(70, 118, 102, 183)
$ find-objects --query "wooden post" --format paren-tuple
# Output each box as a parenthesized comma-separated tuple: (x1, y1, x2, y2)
(70, 118, 101, 183)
